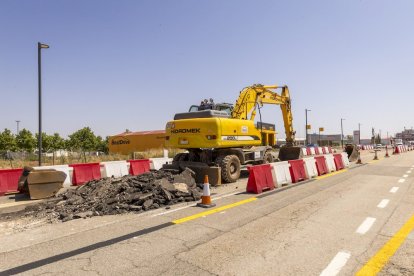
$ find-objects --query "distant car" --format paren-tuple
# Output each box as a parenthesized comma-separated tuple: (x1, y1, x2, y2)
(375, 144, 383, 149)
(306, 143, 319, 147)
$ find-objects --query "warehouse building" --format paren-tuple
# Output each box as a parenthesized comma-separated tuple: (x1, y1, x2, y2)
(108, 130, 166, 155)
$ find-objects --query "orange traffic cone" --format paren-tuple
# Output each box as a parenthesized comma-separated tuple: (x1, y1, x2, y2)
(385, 145, 390, 158)
(197, 175, 216, 208)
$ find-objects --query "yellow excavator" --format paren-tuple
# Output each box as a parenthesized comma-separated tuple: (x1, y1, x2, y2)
(165, 84, 301, 182)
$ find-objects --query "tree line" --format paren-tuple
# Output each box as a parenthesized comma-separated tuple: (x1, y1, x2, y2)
(0, 127, 109, 155)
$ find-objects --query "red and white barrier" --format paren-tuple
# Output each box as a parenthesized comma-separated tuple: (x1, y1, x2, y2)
(303, 157, 318, 178)
(300, 148, 308, 157)
(341, 152, 350, 167)
(101, 161, 129, 178)
(324, 154, 336, 172)
(269, 161, 292, 186)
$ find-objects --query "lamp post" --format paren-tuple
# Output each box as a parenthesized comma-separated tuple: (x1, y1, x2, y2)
(15, 120, 20, 134)
(358, 123, 361, 144)
(305, 109, 311, 145)
(38, 42, 49, 166)
(341, 118, 345, 148)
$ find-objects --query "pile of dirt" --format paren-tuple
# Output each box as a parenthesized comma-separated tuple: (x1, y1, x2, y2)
(31, 168, 202, 222)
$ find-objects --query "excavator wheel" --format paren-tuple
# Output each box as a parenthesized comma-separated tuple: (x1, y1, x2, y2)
(263, 151, 274, 163)
(216, 155, 241, 183)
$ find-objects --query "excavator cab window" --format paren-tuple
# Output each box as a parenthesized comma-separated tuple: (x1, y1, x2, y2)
(189, 105, 200, 112)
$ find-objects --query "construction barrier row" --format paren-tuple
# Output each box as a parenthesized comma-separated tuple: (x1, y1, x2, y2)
(394, 145, 414, 154)
(0, 158, 173, 195)
(360, 145, 375, 150)
(247, 152, 350, 194)
(301, 146, 333, 157)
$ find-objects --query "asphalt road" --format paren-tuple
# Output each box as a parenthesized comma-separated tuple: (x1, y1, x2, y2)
(1, 150, 414, 275)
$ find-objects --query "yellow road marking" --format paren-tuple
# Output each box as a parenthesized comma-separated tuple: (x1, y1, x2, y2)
(355, 213, 414, 275)
(315, 169, 348, 180)
(172, 197, 257, 224)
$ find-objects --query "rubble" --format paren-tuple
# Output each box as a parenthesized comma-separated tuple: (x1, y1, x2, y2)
(30, 168, 201, 222)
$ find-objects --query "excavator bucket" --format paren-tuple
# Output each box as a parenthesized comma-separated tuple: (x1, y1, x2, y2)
(18, 167, 66, 200)
(278, 146, 302, 161)
(345, 144, 359, 162)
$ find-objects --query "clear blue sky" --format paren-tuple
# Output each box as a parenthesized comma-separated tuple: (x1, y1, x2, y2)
(1, 0, 413, 139)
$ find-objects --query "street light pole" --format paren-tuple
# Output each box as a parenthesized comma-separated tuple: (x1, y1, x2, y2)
(305, 109, 311, 145)
(15, 120, 20, 134)
(38, 42, 49, 166)
(341, 118, 345, 148)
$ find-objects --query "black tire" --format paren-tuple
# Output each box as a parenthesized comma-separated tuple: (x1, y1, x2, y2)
(263, 151, 274, 163)
(173, 153, 189, 162)
(216, 155, 241, 183)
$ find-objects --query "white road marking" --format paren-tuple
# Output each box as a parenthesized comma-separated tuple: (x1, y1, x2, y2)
(403, 175, 408, 178)
(406, 170, 412, 174)
(356, 217, 376, 234)
(377, 199, 390, 209)
(320, 251, 351, 276)
(390, 187, 399, 193)
(398, 179, 406, 183)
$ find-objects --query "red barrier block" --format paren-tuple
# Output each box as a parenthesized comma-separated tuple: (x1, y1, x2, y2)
(288, 160, 307, 183)
(306, 148, 311, 155)
(322, 147, 327, 154)
(328, 147, 333, 153)
(0, 168, 23, 195)
(314, 156, 328, 176)
(246, 164, 275, 194)
(69, 163, 101, 185)
(314, 147, 320, 155)
(333, 154, 345, 170)
(128, 159, 151, 176)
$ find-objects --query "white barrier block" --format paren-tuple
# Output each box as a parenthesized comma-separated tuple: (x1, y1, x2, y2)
(33, 165, 72, 187)
(303, 157, 318, 178)
(301, 148, 308, 157)
(150, 157, 173, 170)
(101, 161, 129, 178)
(323, 146, 329, 154)
(324, 154, 336, 172)
(269, 161, 292, 185)
(310, 147, 316, 155)
(341, 152, 350, 167)
(317, 147, 323, 155)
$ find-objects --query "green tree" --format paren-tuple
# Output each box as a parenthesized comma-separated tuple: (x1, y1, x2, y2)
(49, 133, 65, 165)
(16, 129, 36, 152)
(0, 128, 17, 152)
(96, 136, 109, 154)
(68, 127, 98, 162)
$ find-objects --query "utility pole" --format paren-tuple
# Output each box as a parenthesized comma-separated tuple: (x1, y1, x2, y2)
(15, 120, 20, 134)
(38, 42, 49, 166)
(341, 118, 345, 148)
(305, 109, 311, 145)
(358, 123, 361, 144)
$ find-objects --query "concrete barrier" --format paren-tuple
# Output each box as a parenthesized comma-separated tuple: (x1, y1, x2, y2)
(33, 165, 72, 187)
(340, 152, 350, 167)
(150, 158, 173, 170)
(269, 161, 292, 186)
(101, 161, 129, 178)
(324, 154, 336, 172)
(303, 157, 318, 178)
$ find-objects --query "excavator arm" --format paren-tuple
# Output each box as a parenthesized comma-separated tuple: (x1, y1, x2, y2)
(231, 84, 296, 146)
